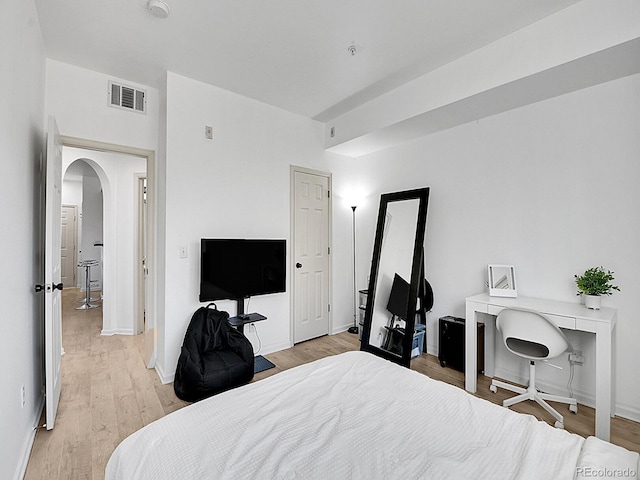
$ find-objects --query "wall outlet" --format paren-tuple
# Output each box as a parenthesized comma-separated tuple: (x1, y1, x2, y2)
(205, 125, 213, 140)
(569, 350, 584, 365)
(178, 245, 188, 258)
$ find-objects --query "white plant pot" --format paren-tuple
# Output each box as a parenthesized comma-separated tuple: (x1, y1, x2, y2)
(584, 294, 602, 310)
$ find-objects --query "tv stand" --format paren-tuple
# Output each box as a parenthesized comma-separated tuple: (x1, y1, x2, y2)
(227, 299, 266, 334)
(228, 299, 274, 374)
(228, 312, 267, 331)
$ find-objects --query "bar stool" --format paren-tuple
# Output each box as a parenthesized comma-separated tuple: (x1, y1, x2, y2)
(77, 259, 100, 310)
(77, 258, 100, 303)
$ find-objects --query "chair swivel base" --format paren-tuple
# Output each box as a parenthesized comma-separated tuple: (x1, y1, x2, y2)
(490, 375, 577, 429)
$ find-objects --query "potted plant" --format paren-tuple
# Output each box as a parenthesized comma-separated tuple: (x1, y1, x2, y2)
(574, 266, 620, 310)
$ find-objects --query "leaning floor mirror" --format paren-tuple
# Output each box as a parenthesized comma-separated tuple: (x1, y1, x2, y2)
(360, 187, 430, 367)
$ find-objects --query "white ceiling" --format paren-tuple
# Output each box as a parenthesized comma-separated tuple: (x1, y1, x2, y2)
(35, 0, 582, 121)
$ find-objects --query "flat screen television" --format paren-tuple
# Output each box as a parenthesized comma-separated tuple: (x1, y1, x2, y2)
(386, 273, 410, 320)
(199, 239, 286, 302)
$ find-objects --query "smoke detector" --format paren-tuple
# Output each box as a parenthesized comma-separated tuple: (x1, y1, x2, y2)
(147, 0, 170, 18)
(347, 44, 357, 56)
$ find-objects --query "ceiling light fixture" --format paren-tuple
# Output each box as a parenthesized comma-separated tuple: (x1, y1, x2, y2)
(147, 0, 170, 18)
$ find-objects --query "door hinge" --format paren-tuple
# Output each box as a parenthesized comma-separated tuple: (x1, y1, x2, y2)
(328, 304, 331, 312)
(327, 190, 330, 198)
(328, 246, 330, 255)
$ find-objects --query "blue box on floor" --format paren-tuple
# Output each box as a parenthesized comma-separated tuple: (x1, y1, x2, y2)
(411, 324, 426, 358)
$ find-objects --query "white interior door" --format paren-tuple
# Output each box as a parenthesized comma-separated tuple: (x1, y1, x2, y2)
(44, 116, 63, 430)
(293, 170, 330, 343)
(60, 205, 77, 288)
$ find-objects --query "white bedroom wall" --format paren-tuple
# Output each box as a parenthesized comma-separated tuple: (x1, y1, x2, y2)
(0, 0, 46, 478)
(62, 178, 82, 206)
(158, 72, 340, 381)
(45, 60, 159, 152)
(327, 72, 640, 421)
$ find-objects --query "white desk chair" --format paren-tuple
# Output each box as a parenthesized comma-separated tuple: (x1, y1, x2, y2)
(489, 308, 577, 428)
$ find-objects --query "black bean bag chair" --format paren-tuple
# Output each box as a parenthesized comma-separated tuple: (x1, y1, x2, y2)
(174, 304, 254, 402)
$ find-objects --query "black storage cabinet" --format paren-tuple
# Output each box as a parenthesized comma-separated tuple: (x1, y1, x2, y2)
(438, 316, 484, 373)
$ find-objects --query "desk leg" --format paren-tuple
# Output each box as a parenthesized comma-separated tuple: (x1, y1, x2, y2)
(465, 302, 478, 393)
(595, 321, 612, 442)
(484, 314, 495, 378)
(611, 321, 617, 419)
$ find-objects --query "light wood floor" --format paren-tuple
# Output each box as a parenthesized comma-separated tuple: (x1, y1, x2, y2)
(25, 289, 639, 479)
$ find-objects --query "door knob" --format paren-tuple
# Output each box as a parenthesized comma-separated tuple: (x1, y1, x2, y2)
(296, 262, 302, 269)
(34, 282, 63, 293)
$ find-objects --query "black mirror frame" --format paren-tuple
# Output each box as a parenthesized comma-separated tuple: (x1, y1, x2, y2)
(360, 187, 430, 367)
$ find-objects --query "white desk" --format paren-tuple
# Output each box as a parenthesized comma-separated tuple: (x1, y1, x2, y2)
(465, 293, 617, 441)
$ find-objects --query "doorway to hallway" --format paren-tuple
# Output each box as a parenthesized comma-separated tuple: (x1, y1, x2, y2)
(59, 136, 157, 368)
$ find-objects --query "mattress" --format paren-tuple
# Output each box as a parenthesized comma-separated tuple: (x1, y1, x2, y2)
(106, 351, 638, 480)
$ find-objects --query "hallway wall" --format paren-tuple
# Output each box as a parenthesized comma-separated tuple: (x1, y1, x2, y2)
(0, 0, 46, 478)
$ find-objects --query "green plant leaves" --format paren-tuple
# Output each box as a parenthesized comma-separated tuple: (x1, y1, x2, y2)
(574, 266, 620, 296)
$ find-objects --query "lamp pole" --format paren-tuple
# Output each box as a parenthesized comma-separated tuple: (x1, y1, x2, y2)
(348, 205, 359, 334)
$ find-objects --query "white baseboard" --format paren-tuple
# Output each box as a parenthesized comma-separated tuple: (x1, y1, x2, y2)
(258, 340, 292, 356)
(15, 396, 45, 480)
(155, 362, 173, 385)
(331, 323, 354, 335)
(615, 403, 640, 423)
(101, 328, 135, 336)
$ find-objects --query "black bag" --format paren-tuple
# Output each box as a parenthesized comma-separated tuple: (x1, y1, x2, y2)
(174, 304, 254, 402)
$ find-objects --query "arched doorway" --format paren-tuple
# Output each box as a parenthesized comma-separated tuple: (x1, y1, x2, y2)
(62, 149, 147, 338)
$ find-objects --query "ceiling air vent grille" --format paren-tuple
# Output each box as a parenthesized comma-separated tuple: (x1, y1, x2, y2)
(108, 81, 146, 114)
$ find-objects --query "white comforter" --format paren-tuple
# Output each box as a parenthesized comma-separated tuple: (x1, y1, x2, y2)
(106, 351, 638, 480)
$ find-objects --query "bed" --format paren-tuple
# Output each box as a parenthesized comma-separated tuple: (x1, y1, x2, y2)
(106, 351, 638, 479)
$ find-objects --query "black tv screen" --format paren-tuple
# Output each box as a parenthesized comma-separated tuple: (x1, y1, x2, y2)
(199, 239, 286, 302)
(386, 273, 410, 320)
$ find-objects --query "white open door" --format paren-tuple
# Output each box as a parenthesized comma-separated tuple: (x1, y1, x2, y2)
(44, 116, 63, 430)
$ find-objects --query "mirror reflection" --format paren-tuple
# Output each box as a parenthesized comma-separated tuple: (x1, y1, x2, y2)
(368, 199, 419, 354)
(488, 264, 517, 297)
(361, 187, 430, 367)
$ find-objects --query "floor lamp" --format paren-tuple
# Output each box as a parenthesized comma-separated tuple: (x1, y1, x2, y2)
(348, 205, 359, 334)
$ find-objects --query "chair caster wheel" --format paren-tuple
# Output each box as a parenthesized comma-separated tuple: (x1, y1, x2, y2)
(569, 404, 578, 414)
(554, 421, 565, 429)
(489, 385, 497, 394)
